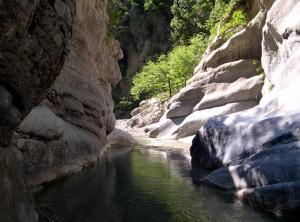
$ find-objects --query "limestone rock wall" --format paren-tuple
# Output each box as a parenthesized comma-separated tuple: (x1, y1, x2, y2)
(191, 0, 300, 215)
(143, 6, 268, 140)
(0, 0, 76, 221)
(15, 0, 122, 186)
(0, 0, 121, 220)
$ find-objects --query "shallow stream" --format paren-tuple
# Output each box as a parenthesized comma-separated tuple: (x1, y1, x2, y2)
(35, 146, 281, 222)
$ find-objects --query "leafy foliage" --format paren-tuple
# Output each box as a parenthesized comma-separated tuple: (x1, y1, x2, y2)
(131, 35, 207, 100)
(107, 0, 128, 35)
(206, 0, 247, 42)
(130, 0, 248, 102)
(108, 0, 174, 35)
(171, 0, 214, 44)
(221, 9, 247, 40)
(143, 0, 174, 10)
(110, 0, 249, 108)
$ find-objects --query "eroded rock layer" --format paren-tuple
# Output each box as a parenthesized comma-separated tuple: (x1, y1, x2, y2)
(191, 0, 300, 215)
(0, 0, 76, 221)
(143, 6, 267, 140)
(15, 0, 122, 186)
(0, 0, 121, 221)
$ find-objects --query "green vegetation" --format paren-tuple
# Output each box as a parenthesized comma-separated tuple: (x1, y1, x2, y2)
(130, 0, 248, 101)
(252, 59, 265, 76)
(170, 0, 214, 44)
(206, 0, 247, 42)
(171, 0, 247, 44)
(108, 0, 173, 35)
(107, 0, 128, 35)
(221, 9, 247, 40)
(131, 35, 207, 100)
(109, 0, 249, 105)
(119, 96, 134, 111)
(143, 0, 174, 10)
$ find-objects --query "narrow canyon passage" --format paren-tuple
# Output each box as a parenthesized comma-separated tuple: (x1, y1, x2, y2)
(1, 0, 300, 221)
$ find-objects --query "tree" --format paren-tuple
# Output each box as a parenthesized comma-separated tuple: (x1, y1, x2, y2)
(131, 35, 207, 101)
(171, 0, 214, 44)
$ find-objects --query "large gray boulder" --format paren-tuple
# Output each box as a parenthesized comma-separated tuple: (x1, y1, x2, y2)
(191, 0, 300, 214)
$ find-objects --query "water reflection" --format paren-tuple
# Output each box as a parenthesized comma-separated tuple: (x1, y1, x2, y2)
(35, 146, 278, 222)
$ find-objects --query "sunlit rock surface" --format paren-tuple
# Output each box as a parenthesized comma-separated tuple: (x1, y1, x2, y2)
(191, 0, 300, 215)
(129, 98, 166, 128)
(143, 7, 267, 139)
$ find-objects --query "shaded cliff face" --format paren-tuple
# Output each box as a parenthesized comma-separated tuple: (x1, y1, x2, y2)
(0, 0, 76, 221)
(0, 0, 75, 146)
(15, 0, 123, 186)
(0, 0, 121, 221)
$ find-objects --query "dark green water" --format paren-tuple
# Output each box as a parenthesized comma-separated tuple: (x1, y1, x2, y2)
(35, 146, 279, 222)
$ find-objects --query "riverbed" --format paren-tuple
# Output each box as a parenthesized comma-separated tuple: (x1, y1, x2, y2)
(35, 145, 281, 222)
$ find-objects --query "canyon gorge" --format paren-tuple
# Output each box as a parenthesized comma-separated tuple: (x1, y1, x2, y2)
(0, 0, 300, 221)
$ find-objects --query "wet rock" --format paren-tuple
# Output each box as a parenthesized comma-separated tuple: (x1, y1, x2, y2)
(237, 181, 300, 217)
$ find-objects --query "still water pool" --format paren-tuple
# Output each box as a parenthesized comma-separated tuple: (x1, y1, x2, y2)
(35, 146, 280, 222)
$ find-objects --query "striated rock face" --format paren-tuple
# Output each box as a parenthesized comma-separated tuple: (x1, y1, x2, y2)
(191, 0, 300, 215)
(15, 0, 122, 186)
(144, 8, 267, 140)
(0, 0, 76, 221)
